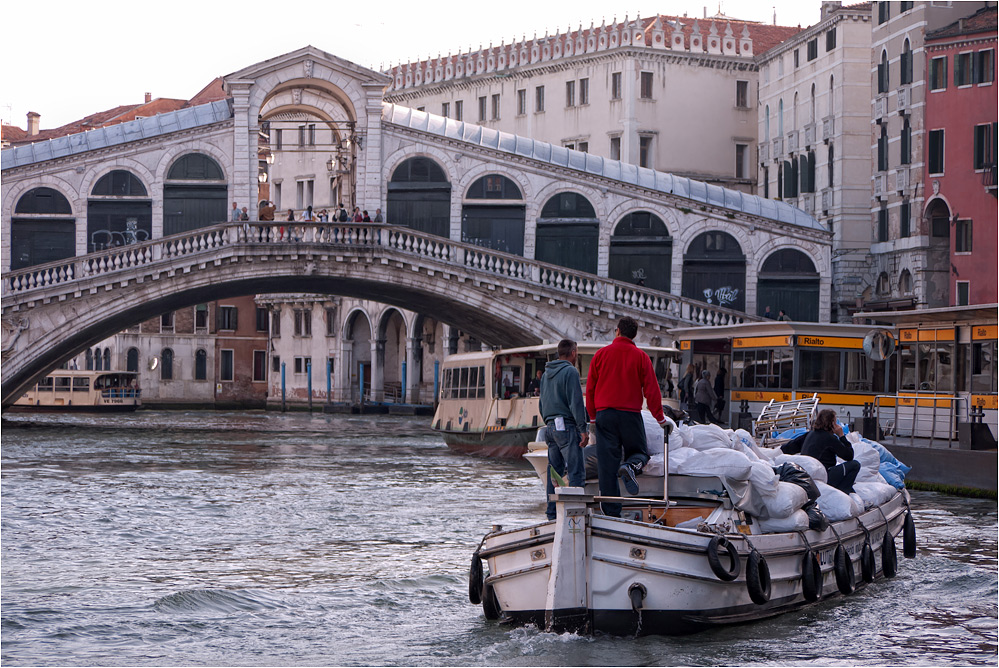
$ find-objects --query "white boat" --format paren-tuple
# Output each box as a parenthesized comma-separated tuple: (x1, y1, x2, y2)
(432, 342, 680, 458)
(467, 402, 916, 635)
(13, 369, 141, 411)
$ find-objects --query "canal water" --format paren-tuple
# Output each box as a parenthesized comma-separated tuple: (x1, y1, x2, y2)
(2, 411, 996, 666)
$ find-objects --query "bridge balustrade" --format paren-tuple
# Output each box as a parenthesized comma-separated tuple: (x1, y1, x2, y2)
(3, 221, 748, 327)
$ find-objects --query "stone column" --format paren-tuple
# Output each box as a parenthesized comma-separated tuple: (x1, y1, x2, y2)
(371, 338, 386, 402)
(228, 81, 256, 216)
(339, 339, 353, 403)
(406, 336, 423, 404)
(360, 84, 386, 214)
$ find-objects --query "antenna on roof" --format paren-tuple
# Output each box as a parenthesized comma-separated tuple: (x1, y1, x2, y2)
(773, 6, 777, 25)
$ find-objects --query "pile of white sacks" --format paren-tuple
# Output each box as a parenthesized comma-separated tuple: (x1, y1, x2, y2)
(637, 412, 900, 533)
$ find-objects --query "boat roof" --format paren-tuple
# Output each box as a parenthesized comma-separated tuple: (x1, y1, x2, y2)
(442, 341, 680, 364)
(41, 369, 138, 376)
(853, 303, 998, 327)
(382, 103, 826, 232)
(670, 321, 877, 341)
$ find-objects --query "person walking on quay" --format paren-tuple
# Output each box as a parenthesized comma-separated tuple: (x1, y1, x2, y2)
(713, 366, 727, 423)
(585, 316, 669, 517)
(679, 363, 696, 411)
(693, 369, 720, 425)
(539, 339, 589, 521)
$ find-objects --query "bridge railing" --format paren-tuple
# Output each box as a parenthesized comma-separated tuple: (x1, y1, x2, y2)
(3, 221, 749, 327)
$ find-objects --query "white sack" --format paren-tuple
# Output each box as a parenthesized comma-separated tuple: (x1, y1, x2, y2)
(815, 480, 861, 521)
(850, 439, 883, 483)
(685, 424, 734, 451)
(762, 481, 809, 519)
(674, 447, 753, 480)
(774, 454, 828, 483)
(748, 460, 780, 498)
(667, 447, 695, 470)
(850, 492, 866, 511)
(642, 410, 666, 456)
(731, 429, 770, 460)
(644, 452, 665, 477)
(853, 481, 897, 507)
(672, 425, 693, 450)
(757, 509, 810, 533)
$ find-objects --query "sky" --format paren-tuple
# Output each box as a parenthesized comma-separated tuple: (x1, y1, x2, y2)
(2, 0, 823, 131)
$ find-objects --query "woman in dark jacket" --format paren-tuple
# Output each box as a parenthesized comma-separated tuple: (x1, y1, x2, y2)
(782, 409, 860, 493)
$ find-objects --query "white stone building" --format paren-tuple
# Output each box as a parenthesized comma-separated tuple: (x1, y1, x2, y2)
(756, 1, 874, 321)
(384, 14, 801, 193)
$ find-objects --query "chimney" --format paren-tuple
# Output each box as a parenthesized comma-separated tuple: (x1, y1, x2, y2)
(144, 92, 152, 104)
(26, 112, 40, 136)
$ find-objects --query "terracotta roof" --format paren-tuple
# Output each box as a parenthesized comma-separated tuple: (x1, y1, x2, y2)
(185, 77, 228, 107)
(927, 6, 998, 40)
(4, 82, 230, 148)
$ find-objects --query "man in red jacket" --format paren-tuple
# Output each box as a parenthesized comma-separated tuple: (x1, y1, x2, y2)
(586, 316, 668, 517)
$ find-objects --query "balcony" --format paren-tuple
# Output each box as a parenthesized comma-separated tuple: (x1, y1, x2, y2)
(874, 96, 887, 121)
(772, 136, 784, 157)
(821, 189, 832, 211)
(758, 141, 769, 163)
(895, 167, 909, 192)
(800, 193, 815, 213)
(803, 123, 816, 147)
(873, 173, 886, 197)
(787, 130, 798, 153)
(898, 86, 910, 113)
(822, 115, 835, 142)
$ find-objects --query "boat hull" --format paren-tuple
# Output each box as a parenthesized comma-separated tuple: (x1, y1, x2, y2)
(439, 427, 535, 458)
(478, 490, 909, 636)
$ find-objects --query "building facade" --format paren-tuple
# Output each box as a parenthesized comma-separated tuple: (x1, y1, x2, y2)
(385, 14, 801, 193)
(868, 0, 994, 310)
(923, 6, 997, 306)
(757, 1, 874, 321)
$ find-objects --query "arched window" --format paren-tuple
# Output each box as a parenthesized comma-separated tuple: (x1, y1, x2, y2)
(876, 272, 891, 296)
(93, 348, 104, 371)
(103, 349, 111, 371)
(901, 118, 911, 165)
(899, 270, 913, 295)
(126, 348, 139, 372)
(757, 249, 820, 321)
(778, 99, 784, 136)
(11, 187, 76, 270)
(387, 157, 451, 238)
(92, 170, 147, 197)
(164, 153, 227, 235)
(609, 212, 672, 291)
(536, 192, 598, 274)
(161, 348, 174, 381)
(878, 50, 889, 93)
(901, 39, 913, 85)
(86, 348, 94, 371)
(461, 175, 526, 254)
(828, 75, 835, 116)
(195, 349, 208, 381)
(88, 170, 151, 252)
(878, 125, 888, 172)
(764, 105, 770, 141)
(827, 144, 835, 188)
(682, 231, 746, 311)
(793, 92, 799, 128)
(810, 83, 816, 124)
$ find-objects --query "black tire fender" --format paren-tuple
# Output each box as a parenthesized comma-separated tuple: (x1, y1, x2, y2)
(469, 553, 484, 605)
(882, 530, 898, 578)
(860, 540, 876, 583)
(746, 549, 772, 605)
(707, 536, 740, 581)
(801, 549, 822, 602)
(834, 545, 855, 595)
(481, 581, 501, 620)
(903, 511, 916, 559)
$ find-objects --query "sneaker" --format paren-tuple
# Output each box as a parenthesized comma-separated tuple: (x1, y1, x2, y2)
(618, 464, 639, 495)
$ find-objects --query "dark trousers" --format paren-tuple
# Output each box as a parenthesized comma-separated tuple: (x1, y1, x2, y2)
(827, 460, 861, 494)
(595, 408, 650, 517)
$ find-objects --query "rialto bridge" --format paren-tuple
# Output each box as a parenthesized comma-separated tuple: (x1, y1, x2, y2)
(2, 46, 832, 407)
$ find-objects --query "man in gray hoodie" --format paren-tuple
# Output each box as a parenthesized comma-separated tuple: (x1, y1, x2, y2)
(539, 339, 589, 520)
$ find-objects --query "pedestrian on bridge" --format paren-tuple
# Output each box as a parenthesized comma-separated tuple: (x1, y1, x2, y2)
(231, 202, 241, 222)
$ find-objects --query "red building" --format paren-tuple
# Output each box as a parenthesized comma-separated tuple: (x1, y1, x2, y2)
(924, 7, 998, 306)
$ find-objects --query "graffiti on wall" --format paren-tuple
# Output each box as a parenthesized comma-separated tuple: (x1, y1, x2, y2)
(703, 286, 740, 306)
